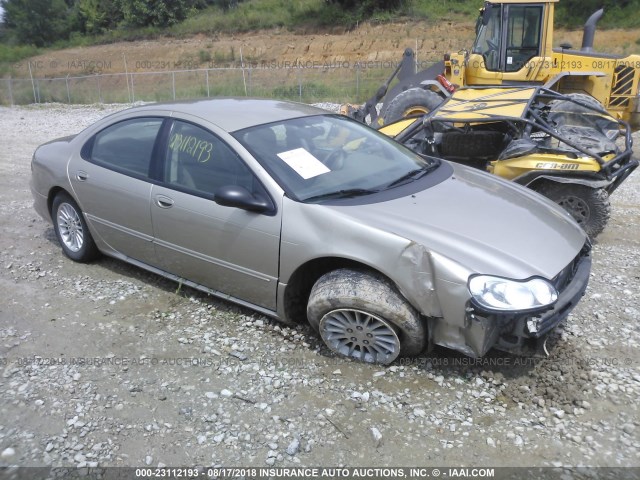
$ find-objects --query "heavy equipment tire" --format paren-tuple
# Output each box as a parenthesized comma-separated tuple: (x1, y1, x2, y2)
(549, 93, 604, 114)
(536, 183, 611, 238)
(307, 268, 426, 364)
(382, 88, 443, 125)
(549, 93, 618, 141)
(52, 192, 100, 262)
(439, 131, 505, 159)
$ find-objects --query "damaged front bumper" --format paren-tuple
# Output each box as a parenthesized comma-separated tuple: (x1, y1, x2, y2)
(464, 247, 592, 357)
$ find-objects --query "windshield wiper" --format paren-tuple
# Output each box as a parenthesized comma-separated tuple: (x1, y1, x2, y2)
(386, 167, 430, 188)
(385, 165, 434, 189)
(303, 188, 381, 203)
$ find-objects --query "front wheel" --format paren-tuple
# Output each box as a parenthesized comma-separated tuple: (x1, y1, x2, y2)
(52, 192, 99, 262)
(382, 88, 443, 125)
(536, 183, 611, 238)
(307, 269, 426, 364)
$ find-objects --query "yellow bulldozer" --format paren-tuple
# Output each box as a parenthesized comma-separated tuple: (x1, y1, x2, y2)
(344, 0, 640, 130)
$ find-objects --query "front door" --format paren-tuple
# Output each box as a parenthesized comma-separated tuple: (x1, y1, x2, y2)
(150, 119, 281, 310)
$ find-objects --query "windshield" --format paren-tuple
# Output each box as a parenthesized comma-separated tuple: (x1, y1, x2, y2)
(472, 3, 502, 71)
(234, 115, 437, 202)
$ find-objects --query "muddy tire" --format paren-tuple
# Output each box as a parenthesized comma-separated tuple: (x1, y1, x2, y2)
(382, 88, 443, 125)
(52, 192, 99, 262)
(536, 183, 611, 238)
(440, 131, 505, 159)
(307, 269, 426, 364)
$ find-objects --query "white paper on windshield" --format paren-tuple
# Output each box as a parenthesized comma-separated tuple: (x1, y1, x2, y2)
(277, 148, 330, 179)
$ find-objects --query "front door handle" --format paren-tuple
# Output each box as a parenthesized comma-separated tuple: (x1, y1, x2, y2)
(76, 171, 88, 181)
(155, 195, 174, 208)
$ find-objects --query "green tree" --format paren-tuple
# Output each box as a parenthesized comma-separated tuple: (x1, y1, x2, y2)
(555, 0, 639, 27)
(120, 0, 195, 28)
(76, 0, 123, 34)
(2, 0, 71, 46)
(326, 0, 405, 14)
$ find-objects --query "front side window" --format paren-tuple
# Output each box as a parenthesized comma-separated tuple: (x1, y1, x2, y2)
(163, 120, 257, 198)
(472, 4, 502, 71)
(88, 118, 163, 178)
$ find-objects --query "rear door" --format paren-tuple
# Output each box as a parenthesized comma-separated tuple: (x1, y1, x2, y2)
(68, 117, 165, 264)
(150, 118, 282, 310)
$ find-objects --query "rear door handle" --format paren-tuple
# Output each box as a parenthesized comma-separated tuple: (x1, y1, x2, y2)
(155, 195, 174, 208)
(76, 171, 88, 181)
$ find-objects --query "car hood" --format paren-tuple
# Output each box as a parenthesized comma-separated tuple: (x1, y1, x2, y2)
(326, 163, 587, 280)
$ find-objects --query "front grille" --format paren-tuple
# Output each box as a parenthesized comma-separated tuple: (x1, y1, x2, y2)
(552, 241, 591, 293)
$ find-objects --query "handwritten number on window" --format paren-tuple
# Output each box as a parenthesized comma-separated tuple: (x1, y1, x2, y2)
(170, 133, 213, 163)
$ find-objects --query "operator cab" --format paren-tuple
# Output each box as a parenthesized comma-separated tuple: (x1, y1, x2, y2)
(473, 1, 545, 72)
(465, 0, 555, 85)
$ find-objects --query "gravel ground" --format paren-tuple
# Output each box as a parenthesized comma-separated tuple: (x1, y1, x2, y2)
(0, 103, 638, 472)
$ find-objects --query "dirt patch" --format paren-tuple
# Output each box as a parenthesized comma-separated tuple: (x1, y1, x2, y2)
(11, 21, 640, 78)
(12, 22, 476, 77)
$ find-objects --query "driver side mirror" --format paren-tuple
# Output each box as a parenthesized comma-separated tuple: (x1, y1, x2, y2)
(214, 185, 273, 214)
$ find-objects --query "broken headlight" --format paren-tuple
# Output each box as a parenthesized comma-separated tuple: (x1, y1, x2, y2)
(468, 275, 558, 312)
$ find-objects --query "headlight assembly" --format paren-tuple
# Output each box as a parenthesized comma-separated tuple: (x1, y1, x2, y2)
(468, 275, 558, 312)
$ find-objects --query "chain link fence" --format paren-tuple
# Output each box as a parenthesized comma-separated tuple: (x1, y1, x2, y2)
(0, 63, 436, 106)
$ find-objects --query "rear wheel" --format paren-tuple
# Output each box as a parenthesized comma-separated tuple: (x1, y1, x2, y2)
(549, 93, 604, 114)
(307, 269, 426, 364)
(536, 183, 610, 238)
(382, 88, 443, 125)
(548, 93, 613, 133)
(549, 93, 619, 148)
(52, 192, 99, 262)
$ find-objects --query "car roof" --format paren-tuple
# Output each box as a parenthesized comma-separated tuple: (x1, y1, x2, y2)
(121, 98, 329, 132)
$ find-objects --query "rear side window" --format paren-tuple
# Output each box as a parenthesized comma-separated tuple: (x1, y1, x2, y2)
(86, 118, 163, 178)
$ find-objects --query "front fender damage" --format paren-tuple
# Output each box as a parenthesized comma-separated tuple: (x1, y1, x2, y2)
(398, 243, 496, 358)
(397, 241, 440, 317)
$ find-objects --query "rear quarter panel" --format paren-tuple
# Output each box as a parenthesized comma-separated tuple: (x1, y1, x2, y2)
(31, 137, 76, 221)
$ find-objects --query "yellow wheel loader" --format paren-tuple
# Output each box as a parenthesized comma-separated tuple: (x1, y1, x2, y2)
(343, 0, 640, 131)
(379, 86, 638, 237)
(341, 0, 639, 236)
